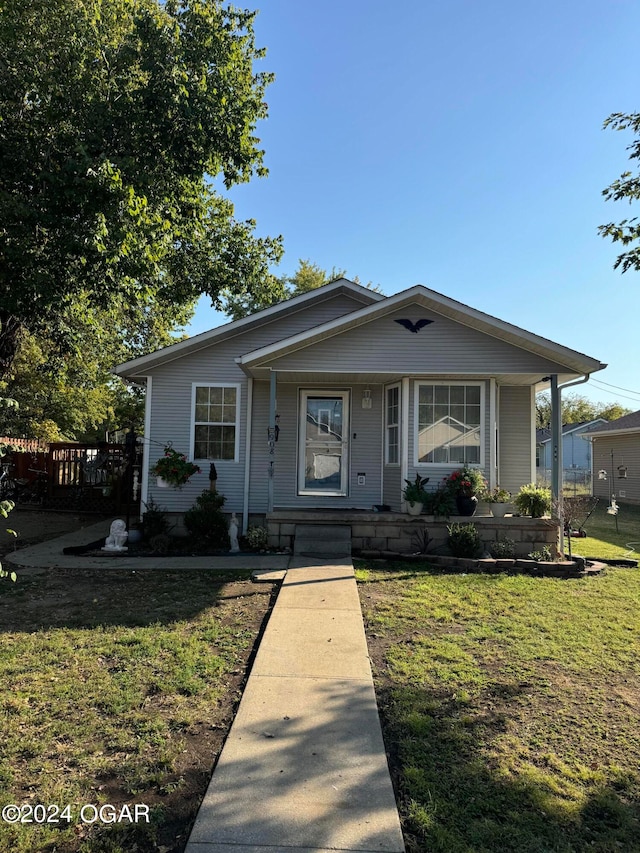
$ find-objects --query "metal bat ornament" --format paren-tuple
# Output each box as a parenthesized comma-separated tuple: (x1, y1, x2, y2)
(394, 318, 434, 333)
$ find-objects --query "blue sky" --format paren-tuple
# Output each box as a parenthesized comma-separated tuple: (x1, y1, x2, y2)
(187, 0, 640, 410)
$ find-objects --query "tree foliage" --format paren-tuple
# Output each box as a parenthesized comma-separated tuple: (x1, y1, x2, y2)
(220, 258, 380, 320)
(0, 0, 283, 377)
(535, 391, 631, 430)
(599, 112, 640, 273)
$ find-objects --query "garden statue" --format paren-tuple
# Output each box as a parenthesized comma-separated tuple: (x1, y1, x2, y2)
(102, 519, 129, 552)
(229, 512, 240, 553)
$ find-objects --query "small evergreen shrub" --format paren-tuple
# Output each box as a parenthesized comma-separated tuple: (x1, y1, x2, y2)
(447, 522, 482, 558)
(528, 545, 552, 561)
(142, 499, 169, 540)
(244, 525, 268, 551)
(184, 491, 230, 549)
(489, 536, 516, 558)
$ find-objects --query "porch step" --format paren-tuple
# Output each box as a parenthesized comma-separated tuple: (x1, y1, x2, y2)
(293, 524, 352, 559)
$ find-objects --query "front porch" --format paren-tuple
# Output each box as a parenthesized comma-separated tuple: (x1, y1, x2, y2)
(266, 509, 559, 558)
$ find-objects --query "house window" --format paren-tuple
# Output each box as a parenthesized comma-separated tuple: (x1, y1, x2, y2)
(192, 384, 240, 461)
(416, 383, 482, 465)
(385, 385, 400, 464)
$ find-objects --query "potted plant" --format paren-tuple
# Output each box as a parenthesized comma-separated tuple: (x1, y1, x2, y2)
(151, 445, 200, 489)
(481, 486, 512, 518)
(513, 483, 551, 518)
(443, 465, 486, 516)
(403, 474, 430, 515)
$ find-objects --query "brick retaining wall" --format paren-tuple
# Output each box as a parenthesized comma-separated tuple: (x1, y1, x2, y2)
(266, 511, 559, 558)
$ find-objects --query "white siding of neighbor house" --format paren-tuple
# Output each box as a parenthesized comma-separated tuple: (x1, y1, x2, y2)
(264, 306, 572, 375)
(498, 386, 535, 494)
(144, 293, 371, 514)
(592, 433, 640, 505)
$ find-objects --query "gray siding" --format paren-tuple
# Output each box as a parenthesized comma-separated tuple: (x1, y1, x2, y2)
(249, 382, 383, 510)
(592, 433, 640, 505)
(498, 386, 534, 493)
(383, 466, 402, 510)
(266, 306, 574, 375)
(145, 293, 370, 513)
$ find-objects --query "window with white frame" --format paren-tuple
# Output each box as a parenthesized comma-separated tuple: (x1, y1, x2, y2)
(416, 383, 482, 465)
(193, 384, 239, 461)
(385, 385, 400, 464)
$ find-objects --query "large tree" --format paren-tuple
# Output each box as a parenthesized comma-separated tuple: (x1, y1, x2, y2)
(0, 0, 282, 377)
(220, 258, 380, 320)
(599, 112, 640, 272)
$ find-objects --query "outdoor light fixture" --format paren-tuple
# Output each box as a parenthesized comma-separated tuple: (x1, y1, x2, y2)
(362, 388, 372, 409)
(598, 470, 607, 480)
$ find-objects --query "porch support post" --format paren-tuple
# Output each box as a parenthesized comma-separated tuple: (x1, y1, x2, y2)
(489, 378, 497, 490)
(267, 370, 277, 513)
(550, 374, 564, 552)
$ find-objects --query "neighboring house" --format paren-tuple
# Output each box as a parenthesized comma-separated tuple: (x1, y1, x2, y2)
(536, 419, 607, 483)
(115, 279, 606, 529)
(588, 410, 640, 505)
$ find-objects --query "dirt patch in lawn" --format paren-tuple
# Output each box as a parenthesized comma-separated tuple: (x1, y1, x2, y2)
(0, 511, 279, 853)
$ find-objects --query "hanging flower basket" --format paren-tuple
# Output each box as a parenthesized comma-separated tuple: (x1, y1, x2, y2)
(151, 446, 200, 489)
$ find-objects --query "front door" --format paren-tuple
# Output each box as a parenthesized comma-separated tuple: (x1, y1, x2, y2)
(298, 390, 349, 496)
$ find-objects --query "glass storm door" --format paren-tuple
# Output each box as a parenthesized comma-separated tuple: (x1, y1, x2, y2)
(299, 391, 349, 496)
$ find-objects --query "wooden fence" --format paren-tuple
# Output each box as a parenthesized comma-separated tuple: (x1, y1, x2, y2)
(2, 441, 141, 512)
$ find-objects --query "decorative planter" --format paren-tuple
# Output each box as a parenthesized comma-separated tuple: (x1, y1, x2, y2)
(406, 501, 423, 516)
(455, 495, 478, 516)
(156, 476, 169, 488)
(490, 502, 509, 518)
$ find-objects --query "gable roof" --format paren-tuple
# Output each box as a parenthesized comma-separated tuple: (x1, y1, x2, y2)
(587, 410, 640, 436)
(536, 419, 608, 444)
(237, 284, 606, 382)
(114, 278, 383, 377)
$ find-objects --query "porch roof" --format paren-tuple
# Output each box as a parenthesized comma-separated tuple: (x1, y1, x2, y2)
(235, 285, 606, 386)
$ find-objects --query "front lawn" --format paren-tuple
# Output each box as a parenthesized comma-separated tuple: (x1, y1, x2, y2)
(357, 561, 640, 852)
(572, 499, 640, 562)
(0, 567, 276, 853)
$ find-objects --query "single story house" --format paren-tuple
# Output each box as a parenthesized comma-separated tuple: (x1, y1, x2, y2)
(115, 279, 606, 534)
(588, 410, 640, 505)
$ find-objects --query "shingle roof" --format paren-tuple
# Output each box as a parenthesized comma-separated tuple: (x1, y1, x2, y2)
(588, 410, 640, 434)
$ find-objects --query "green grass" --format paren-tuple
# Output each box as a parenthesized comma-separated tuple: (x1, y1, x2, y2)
(357, 561, 640, 852)
(0, 568, 274, 853)
(570, 500, 640, 561)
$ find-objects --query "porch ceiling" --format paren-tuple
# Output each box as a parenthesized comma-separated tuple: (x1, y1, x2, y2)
(236, 366, 574, 390)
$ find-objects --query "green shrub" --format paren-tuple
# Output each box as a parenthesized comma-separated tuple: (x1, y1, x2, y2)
(423, 487, 456, 517)
(513, 483, 552, 518)
(142, 499, 169, 540)
(528, 545, 552, 561)
(244, 525, 268, 551)
(447, 522, 482, 558)
(489, 536, 516, 558)
(184, 491, 230, 549)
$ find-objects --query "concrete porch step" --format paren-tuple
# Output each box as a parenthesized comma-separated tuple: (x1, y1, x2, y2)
(294, 524, 352, 558)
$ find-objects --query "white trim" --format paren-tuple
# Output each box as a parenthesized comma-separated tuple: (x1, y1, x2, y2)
(489, 378, 497, 490)
(413, 380, 486, 469)
(190, 382, 242, 463)
(298, 389, 350, 496)
(401, 378, 410, 500)
(242, 377, 253, 534)
(237, 284, 606, 376)
(384, 382, 401, 465)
